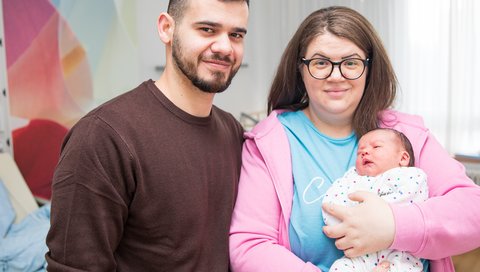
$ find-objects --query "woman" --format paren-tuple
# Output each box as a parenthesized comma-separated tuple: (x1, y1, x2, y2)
(229, 6, 480, 272)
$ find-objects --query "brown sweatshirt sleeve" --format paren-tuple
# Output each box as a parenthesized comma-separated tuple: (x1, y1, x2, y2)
(46, 115, 135, 271)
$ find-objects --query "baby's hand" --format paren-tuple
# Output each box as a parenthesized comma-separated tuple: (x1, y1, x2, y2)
(372, 261, 390, 272)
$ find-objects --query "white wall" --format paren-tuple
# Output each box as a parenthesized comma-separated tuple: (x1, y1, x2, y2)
(136, 0, 167, 82)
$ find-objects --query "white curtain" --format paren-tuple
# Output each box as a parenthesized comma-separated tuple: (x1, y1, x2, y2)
(256, 0, 480, 155)
(391, 0, 480, 155)
(390, 0, 450, 149)
(448, 0, 480, 155)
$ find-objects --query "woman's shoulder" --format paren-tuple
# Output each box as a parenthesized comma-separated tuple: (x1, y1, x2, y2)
(379, 109, 428, 133)
(244, 110, 287, 139)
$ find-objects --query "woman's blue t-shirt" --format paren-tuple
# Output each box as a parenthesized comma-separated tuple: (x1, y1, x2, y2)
(279, 111, 358, 270)
(278, 110, 429, 271)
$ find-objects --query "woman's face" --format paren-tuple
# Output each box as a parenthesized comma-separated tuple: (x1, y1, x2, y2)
(301, 32, 368, 125)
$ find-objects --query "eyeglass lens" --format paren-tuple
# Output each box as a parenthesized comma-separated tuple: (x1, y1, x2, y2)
(307, 58, 366, 80)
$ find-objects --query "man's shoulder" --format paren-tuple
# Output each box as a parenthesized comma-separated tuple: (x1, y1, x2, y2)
(211, 106, 244, 136)
(212, 105, 239, 123)
(68, 80, 154, 141)
(87, 80, 152, 116)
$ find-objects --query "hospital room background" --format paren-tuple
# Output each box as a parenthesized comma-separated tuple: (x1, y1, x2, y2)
(0, 0, 479, 271)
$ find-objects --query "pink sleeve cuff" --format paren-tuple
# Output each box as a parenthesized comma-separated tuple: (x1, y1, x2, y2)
(389, 203, 426, 254)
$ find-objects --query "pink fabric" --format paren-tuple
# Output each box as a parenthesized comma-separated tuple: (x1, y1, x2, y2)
(230, 109, 480, 272)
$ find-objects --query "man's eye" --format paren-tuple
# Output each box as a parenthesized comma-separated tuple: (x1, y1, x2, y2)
(231, 33, 244, 39)
(200, 27, 214, 33)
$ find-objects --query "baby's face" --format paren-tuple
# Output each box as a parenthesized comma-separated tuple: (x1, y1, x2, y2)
(356, 130, 409, 176)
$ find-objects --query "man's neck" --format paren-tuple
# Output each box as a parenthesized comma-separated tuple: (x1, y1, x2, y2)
(155, 68, 215, 117)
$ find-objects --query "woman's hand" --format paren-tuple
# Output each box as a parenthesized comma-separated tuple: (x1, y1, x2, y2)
(322, 191, 395, 257)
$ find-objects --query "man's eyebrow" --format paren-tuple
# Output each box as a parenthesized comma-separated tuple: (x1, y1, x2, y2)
(234, 27, 247, 34)
(194, 21, 247, 34)
(194, 21, 220, 27)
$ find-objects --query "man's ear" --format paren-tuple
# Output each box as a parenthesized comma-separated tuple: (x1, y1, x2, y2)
(399, 151, 411, 167)
(157, 12, 175, 44)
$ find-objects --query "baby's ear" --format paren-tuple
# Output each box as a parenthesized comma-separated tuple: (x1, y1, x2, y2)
(399, 151, 410, 167)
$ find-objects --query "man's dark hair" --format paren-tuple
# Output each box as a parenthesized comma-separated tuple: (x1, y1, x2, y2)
(168, 0, 249, 22)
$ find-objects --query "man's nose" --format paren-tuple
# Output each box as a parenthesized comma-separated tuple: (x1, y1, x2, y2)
(211, 34, 233, 56)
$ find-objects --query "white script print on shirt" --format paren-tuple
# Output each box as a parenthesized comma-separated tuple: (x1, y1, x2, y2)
(302, 176, 328, 204)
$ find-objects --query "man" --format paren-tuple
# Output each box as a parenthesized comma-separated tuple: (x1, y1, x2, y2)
(46, 0, 249, 270)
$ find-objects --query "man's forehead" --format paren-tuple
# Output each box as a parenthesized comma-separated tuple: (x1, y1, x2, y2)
(182, 0, 248, 26)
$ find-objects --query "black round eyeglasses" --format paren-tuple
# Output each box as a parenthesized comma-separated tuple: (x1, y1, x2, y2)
(301, 57, 370, 80)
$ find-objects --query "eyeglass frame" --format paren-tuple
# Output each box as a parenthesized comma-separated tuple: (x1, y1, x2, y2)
(301, 57, 371, 80)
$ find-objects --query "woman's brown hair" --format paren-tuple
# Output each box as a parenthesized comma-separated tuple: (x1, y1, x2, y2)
(268, 6, 397, 138)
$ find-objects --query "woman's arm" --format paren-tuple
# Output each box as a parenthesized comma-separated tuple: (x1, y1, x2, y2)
(229, 138, 321, 272)
(390, 131, 480, 259)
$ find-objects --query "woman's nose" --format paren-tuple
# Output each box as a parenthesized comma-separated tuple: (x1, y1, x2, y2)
(327, 65, 345, 81)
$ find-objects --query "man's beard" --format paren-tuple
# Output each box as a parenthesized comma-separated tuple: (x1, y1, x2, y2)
(172, 35, 240, 94)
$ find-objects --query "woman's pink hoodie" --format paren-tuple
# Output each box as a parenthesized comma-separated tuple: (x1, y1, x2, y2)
(230, 110, 480, 272)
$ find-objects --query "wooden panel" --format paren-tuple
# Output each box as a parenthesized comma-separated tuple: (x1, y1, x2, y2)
(452, 247, 480, 272)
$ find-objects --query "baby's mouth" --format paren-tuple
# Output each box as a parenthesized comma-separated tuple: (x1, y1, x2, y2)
(362, 158, 373, 166)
